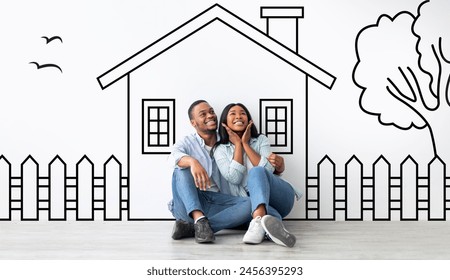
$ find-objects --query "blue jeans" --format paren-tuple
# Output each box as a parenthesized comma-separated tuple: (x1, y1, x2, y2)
(170, 168, 252, 232)
(247, 166, 295, 220)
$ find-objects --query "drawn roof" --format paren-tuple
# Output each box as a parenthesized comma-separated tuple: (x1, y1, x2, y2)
(97, 4, 336, 90)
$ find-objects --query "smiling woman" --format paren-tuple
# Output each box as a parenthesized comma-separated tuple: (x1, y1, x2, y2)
(212, 103, 301, 247)
(215, 103, 259, 149)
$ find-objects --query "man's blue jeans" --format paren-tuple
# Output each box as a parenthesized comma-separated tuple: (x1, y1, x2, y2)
(170, 168, 252, 232)
(247, 166, 296, 220)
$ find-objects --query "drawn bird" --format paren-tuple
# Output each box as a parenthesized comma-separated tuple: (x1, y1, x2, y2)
(29, 62, 63, 73)
(41, 36, 63, 44)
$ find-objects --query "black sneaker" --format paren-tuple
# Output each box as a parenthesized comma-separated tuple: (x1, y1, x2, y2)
(261, 215, 296, 248)
(194, 217, 215, 243)
(171, 220, 195, 240)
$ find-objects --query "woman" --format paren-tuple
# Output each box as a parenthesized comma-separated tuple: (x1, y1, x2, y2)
(212, 103, 300, 247)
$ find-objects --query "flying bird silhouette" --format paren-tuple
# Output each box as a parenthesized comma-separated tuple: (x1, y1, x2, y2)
(29, 62, 63, 73)
(41, 36, 63, 44)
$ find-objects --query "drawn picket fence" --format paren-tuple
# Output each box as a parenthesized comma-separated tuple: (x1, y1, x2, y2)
(1, 154, 448, 221)
(305, 155, 448, 221)
(0, 155, 128, 221)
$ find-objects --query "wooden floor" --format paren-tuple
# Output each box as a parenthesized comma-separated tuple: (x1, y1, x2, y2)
(1, 220, 450, 260)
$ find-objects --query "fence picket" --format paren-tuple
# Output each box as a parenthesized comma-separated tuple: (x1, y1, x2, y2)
(77, 156, 94, 220)
(373, 156, 390, 220)
(318, 156, 335, 220)
(0, 156, 11, 220)
(429, 157, 445, 220)
(21, 156, 39, 220)
(400, 156, 418, 220)
(345, 156, 363, 220)
(49, 156, 66, 220)
(104, 156, 121, 220)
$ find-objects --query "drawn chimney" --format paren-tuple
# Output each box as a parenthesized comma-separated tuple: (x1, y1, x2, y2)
(260, 6, 304, 53)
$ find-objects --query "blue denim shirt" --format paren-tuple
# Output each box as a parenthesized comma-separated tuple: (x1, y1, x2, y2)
(213, 135, 275, 196)
(169, 133, 231, 194)
(213, 135, 302, 200)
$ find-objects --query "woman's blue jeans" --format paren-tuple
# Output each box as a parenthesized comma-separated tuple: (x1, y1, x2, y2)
(247, 166, 295, 220)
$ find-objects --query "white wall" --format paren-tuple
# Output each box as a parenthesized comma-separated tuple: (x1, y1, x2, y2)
(0, 0, 448, 221)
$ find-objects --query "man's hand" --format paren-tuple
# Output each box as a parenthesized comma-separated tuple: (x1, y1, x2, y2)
(190, 159, 211, 190)
(268, 153, 285, 175)
(178, 156, 211, 190)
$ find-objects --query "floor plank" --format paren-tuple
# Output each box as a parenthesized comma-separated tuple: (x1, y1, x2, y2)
(1, 221, 449, 260)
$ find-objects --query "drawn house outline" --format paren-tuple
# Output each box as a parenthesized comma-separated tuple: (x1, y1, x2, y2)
(97, 3, 335, 219)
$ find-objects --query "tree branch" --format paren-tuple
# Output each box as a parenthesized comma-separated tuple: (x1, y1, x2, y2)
(386, 78, 415, 107)
(386, 67, 431, 114)
(407, 66, 437, 111)
(431, 43, 445, 107)
(437, 37, 450, 107)
(397, 67, 417, 102)
(386, 76, 429, 126)
(438, 37, 450, 64)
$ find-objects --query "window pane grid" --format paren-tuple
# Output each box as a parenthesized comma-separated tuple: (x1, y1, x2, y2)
(147, 106, 170, 147)
(260, 99, 292, 154)
(265, 106, 288, 147)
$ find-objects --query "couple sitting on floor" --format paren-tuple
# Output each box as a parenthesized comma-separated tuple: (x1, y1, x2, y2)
(168, 100, 301, 247)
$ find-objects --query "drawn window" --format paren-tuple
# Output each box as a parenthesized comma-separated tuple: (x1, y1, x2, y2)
(259, 99, 293, 154)
(142, 99, 175, 154)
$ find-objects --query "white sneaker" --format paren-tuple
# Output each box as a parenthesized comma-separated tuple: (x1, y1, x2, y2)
(243, 216, 266, 244)
(261, 215, 296, 247)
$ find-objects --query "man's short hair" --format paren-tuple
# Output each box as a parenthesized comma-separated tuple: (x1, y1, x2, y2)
(188, 100, 208, 120)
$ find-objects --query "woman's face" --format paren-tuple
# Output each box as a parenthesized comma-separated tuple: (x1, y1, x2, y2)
(226, 105, 248, 132)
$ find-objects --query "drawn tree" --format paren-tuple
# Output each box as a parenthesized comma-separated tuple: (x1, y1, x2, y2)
(353, 0, 450, 163)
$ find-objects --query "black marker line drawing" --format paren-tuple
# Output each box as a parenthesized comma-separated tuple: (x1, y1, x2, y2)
(41, 35, 63, 44)
(353, 0, 450, 164)
(303, 0, 450, 221)
(4, 2, 447, 222)
(0, 154, 128, 221)
(259, 99, 293, 154)
(97, 3, 335, 220)
(141, 99, 176, 155)
(305, 154, 447, 221)
(97, 5, 335, 89)
(29, 61, 63, 73)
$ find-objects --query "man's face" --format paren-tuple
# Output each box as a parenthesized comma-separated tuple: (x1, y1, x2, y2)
(190, 102, 217, 134)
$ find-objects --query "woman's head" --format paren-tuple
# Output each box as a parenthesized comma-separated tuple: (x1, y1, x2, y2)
(218, 103, 259, 142)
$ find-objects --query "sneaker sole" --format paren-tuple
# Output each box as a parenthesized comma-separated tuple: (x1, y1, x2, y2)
(261, 216, 296, 248)
(243, 238, 263, 244)
(195, 236, 215, 243)
(243, 235, 264, 244)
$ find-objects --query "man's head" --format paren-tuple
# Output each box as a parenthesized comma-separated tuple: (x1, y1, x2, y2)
(188, 100, 217, 135)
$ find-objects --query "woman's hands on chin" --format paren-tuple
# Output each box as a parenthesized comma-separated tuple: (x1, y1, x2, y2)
(241, 120, 253, 144)
(222, 123, 242, 146)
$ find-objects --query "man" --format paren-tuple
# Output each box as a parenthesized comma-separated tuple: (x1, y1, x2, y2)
(169, 100, 251, 243)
